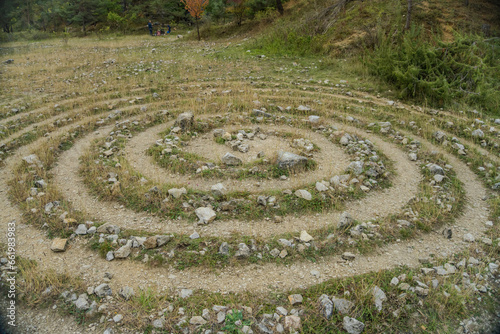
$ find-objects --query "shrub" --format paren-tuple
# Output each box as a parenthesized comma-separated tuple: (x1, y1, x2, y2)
(367, 26, 500, 113)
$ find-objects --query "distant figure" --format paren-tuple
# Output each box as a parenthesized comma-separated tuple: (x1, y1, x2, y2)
(147, 20, 153, 36)
(156, 29, 161, 36)
(167, 24, 171, 34)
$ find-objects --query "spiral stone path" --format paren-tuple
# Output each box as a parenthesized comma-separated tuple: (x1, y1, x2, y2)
(0, 36, 498, 334)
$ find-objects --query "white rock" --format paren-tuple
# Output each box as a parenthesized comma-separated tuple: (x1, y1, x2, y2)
(114, 240, 132, 259)
(300, 230, 314, 242)
(211, 183, 227, 198)
(190, 316, 207, 325)
(434, 174, 445, 183)
(295, 189, 312, 200)
(343, 316, 365, 334)
(390, 277, 399, 286)
(180, 289, 193, 298)
(75, 224, 87, 235)
(168, 187, 187, 199)
(315, 182, 328, 192)
(372, 286, 387, 311)
(195, 207, 216, 224)
(463, 233, 475, 242)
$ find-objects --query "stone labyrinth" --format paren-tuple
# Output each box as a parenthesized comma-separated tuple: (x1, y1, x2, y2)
(0, 38, 499, 333)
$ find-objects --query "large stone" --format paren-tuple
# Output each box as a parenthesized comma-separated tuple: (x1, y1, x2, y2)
(300, 230, 314, 242)
(332, 297, 354, 315)
(211, 183, 227, 198)
(463, 233, 475, 242)
(175, 112, 194, 132)
(252, 109, 272, 118)
(106, 251, 114, 261)
(295, 189, 312, 200)
(221, 152, 242, 166)
(372, 286, 387, 311)
(338, 212, 354, 228)
(168, 187, 187, 199)
(340, 134, 352, 145)
(119, 286, 134, 300)
(217, 311, 226, 323)
(277, 151, 308, 171)
(152, 318, 165, 328)
(284, 315, 301, 331)
(156, 235, 171, 247)
(180, 289, 193, 298)
(143, 236, 158, 249)
(235, 243, 251, 258)
(190, 316, 207, 325)
(114, 240, 132, 258)
(96, 223, 120, 234)
(94, 284, 112, 297)
(342, 252, 356, 261)
(50, 238, 68, 252)
(73, 294, 89, 310)
(195, 207, 216, 224)
(75, 224, 87, 235)
(347, 161, 364, 175)
(22, 154, 41, 165)
(219, 242, 230, 255)
(428, 164, 445, 176)
(343, 316, 365, 334)
(315, 182, 329, 192)
(433, 131, 447, 143)
(471, 129, 484, 138)
(318, 294, 333, 318)
(288, 294, 303, 305)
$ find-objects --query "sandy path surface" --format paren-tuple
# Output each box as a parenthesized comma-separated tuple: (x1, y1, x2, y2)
(54, 120, 420, 238)
(125, 122, 352, 192)
(0, 90, 491, 333)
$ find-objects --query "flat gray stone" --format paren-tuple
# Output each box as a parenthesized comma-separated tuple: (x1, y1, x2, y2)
(175, 112, 194, 132)
(221, 152, 242, 166)
(338, 212, 354, 228)
(94, 284, 112, 297)
(347, 161, 364, 175)
(288, 294, 303, 305)
(277, 151, 308, 171)
(211, 183, 227, 198)
(195, 207, 216, 224)
(332, 297, 354, 315)
(295, 189, 312, 200)
(114, 241, 132, 259)
(119, 286, 134, 300)
(318, 294, 333, 318)
(180, 289, 193, 298)
(372, 286, 387, 311)
(168, 187, 187, 199)
(343, 316, 365, 334)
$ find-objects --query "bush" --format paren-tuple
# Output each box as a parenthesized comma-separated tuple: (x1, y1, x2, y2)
(367, 26, 500, 113)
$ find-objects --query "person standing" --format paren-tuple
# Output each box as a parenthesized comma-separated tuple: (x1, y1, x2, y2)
(147, 20, 153, 36)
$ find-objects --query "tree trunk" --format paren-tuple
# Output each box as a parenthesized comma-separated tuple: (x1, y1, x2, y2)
(276, 0, 284, 15)
(196, 17, 200, 41)
(405, 0, 412, 30)
(122, 0, 127, 12)
(464, 0, 469, 6)
(83, 17, 86, 36)
(26, 0, 31, 29)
